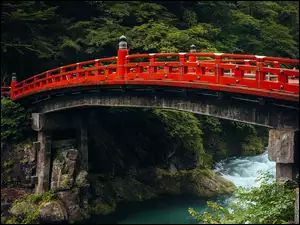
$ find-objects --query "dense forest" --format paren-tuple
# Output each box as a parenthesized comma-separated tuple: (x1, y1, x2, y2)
(1, 1, 299, 84)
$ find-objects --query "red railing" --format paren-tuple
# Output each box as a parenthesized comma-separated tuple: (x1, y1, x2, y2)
(2, 52, 299, 102)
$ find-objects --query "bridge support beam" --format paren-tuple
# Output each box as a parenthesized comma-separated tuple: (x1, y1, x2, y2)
(268, 129, 299, 181)
(35, 130, 52, 193)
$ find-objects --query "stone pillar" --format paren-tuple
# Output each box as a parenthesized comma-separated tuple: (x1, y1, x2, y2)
(268, 129, 298, 181)
(76, 116, 89, 211)
(79, 120, 88, 171)
(36, 130, 52, 193)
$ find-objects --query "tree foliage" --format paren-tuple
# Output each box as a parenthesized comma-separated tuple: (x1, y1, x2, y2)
(1, 97, 31, 143)
(189, 171, 297, 224)
(0, 1, 298, 81)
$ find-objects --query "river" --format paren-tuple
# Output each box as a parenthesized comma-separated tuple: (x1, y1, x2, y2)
(92, 151, 276, 224)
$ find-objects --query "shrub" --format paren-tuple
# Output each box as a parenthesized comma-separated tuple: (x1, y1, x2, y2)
(188, 171, 296, 224)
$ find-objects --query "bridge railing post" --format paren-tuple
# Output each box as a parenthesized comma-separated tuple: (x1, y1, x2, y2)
(244, 60, 250, 74)
(149, 54, 156, 80)
(189, 45, 197, 73)
(10, 73, 17, 99)
(179, 53, 186, 81)
(214, 53, 223, 83)
(117, 35, 128, 80)
(255, 56, 266, 88)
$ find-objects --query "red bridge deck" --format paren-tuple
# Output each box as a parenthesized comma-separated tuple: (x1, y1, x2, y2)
(1, 51, 299, 102)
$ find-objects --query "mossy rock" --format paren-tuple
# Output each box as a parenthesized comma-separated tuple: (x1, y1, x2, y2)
(9, 201, 38, 219)
(147, 168, 235, 197)
(111, 177, 157, 202)
(152, 168, 181, 195)
(90, 175, 157, 203)
(39, 200, 68, 223)
(88, 200, 116, 216)
(179, 169, 236, 196)
(9, 201, 39, 223)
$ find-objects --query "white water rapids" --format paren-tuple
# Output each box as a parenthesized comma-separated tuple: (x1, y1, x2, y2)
(215, 150, 276, 188)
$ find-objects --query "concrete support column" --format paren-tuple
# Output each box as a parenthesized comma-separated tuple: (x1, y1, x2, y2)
(36, 130, 52, 193)
(77, 116, 89, 211)
(79, 120, 88, 171)
(268, 129, 299, 182)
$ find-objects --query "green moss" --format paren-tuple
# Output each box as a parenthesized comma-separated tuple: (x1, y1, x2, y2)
(149, 168, 236, 197)
(88, 201, 116, 215)
(7, 191, 58, 224)
(4, 217, 18, 224)
(20, 190, 57, 204)
(9, 201, 39, 224)
(24, 193, 43, 203)
(61, 174, 73, 188)
(3, 159, 15, 168)
(1, 216, 7, 224)
(153, 168, 181, 194)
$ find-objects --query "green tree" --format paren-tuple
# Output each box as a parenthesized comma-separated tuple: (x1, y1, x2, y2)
(189, 171, 297, 224)
(1, 97, 31, 143)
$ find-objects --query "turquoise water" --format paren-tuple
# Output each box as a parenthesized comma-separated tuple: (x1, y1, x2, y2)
(90, 194, 229, 224)
(90, 151, 275, 224)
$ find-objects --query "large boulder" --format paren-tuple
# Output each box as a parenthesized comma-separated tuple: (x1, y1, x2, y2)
(137, 168, 236, 197)
(9, 201, 38, 221)
(39, 200, 68, 223)
(57, 190, 84, 223)
(90, 175, 157, 203)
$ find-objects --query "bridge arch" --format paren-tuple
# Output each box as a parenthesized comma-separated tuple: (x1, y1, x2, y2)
(30, 86, 299, 130)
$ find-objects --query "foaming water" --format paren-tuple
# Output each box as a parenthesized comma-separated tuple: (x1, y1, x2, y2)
(215, 150, 276, 188)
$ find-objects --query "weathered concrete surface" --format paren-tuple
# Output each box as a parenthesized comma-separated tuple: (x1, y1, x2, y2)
(34, 92, 299, 129)
(268, 129, 298, 181)
(76, 117, 89, 211)
(268, 129, 298, 163)
(275, 163, 293, 181)
(32, 113, 45, 131)
(36, 130, 52, 193)
(296, 188, 299, 224)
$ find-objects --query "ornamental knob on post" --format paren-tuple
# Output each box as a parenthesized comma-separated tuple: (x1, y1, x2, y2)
(117, 35, 128, 78)
(189, 44, 197, 62)
(10, 72, 17, 99)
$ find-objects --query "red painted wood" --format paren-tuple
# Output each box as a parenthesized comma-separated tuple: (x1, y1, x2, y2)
(1, 53, 298, 102)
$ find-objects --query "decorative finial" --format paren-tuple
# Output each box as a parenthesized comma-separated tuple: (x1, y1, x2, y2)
(190, 44, 196, 53)
(119, 35, 127, 49)
(12, 72, 17, 81)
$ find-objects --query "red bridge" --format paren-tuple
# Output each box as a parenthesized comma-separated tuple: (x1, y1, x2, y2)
(2, 36, 298, 196)
(1, 36, 299, 102)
